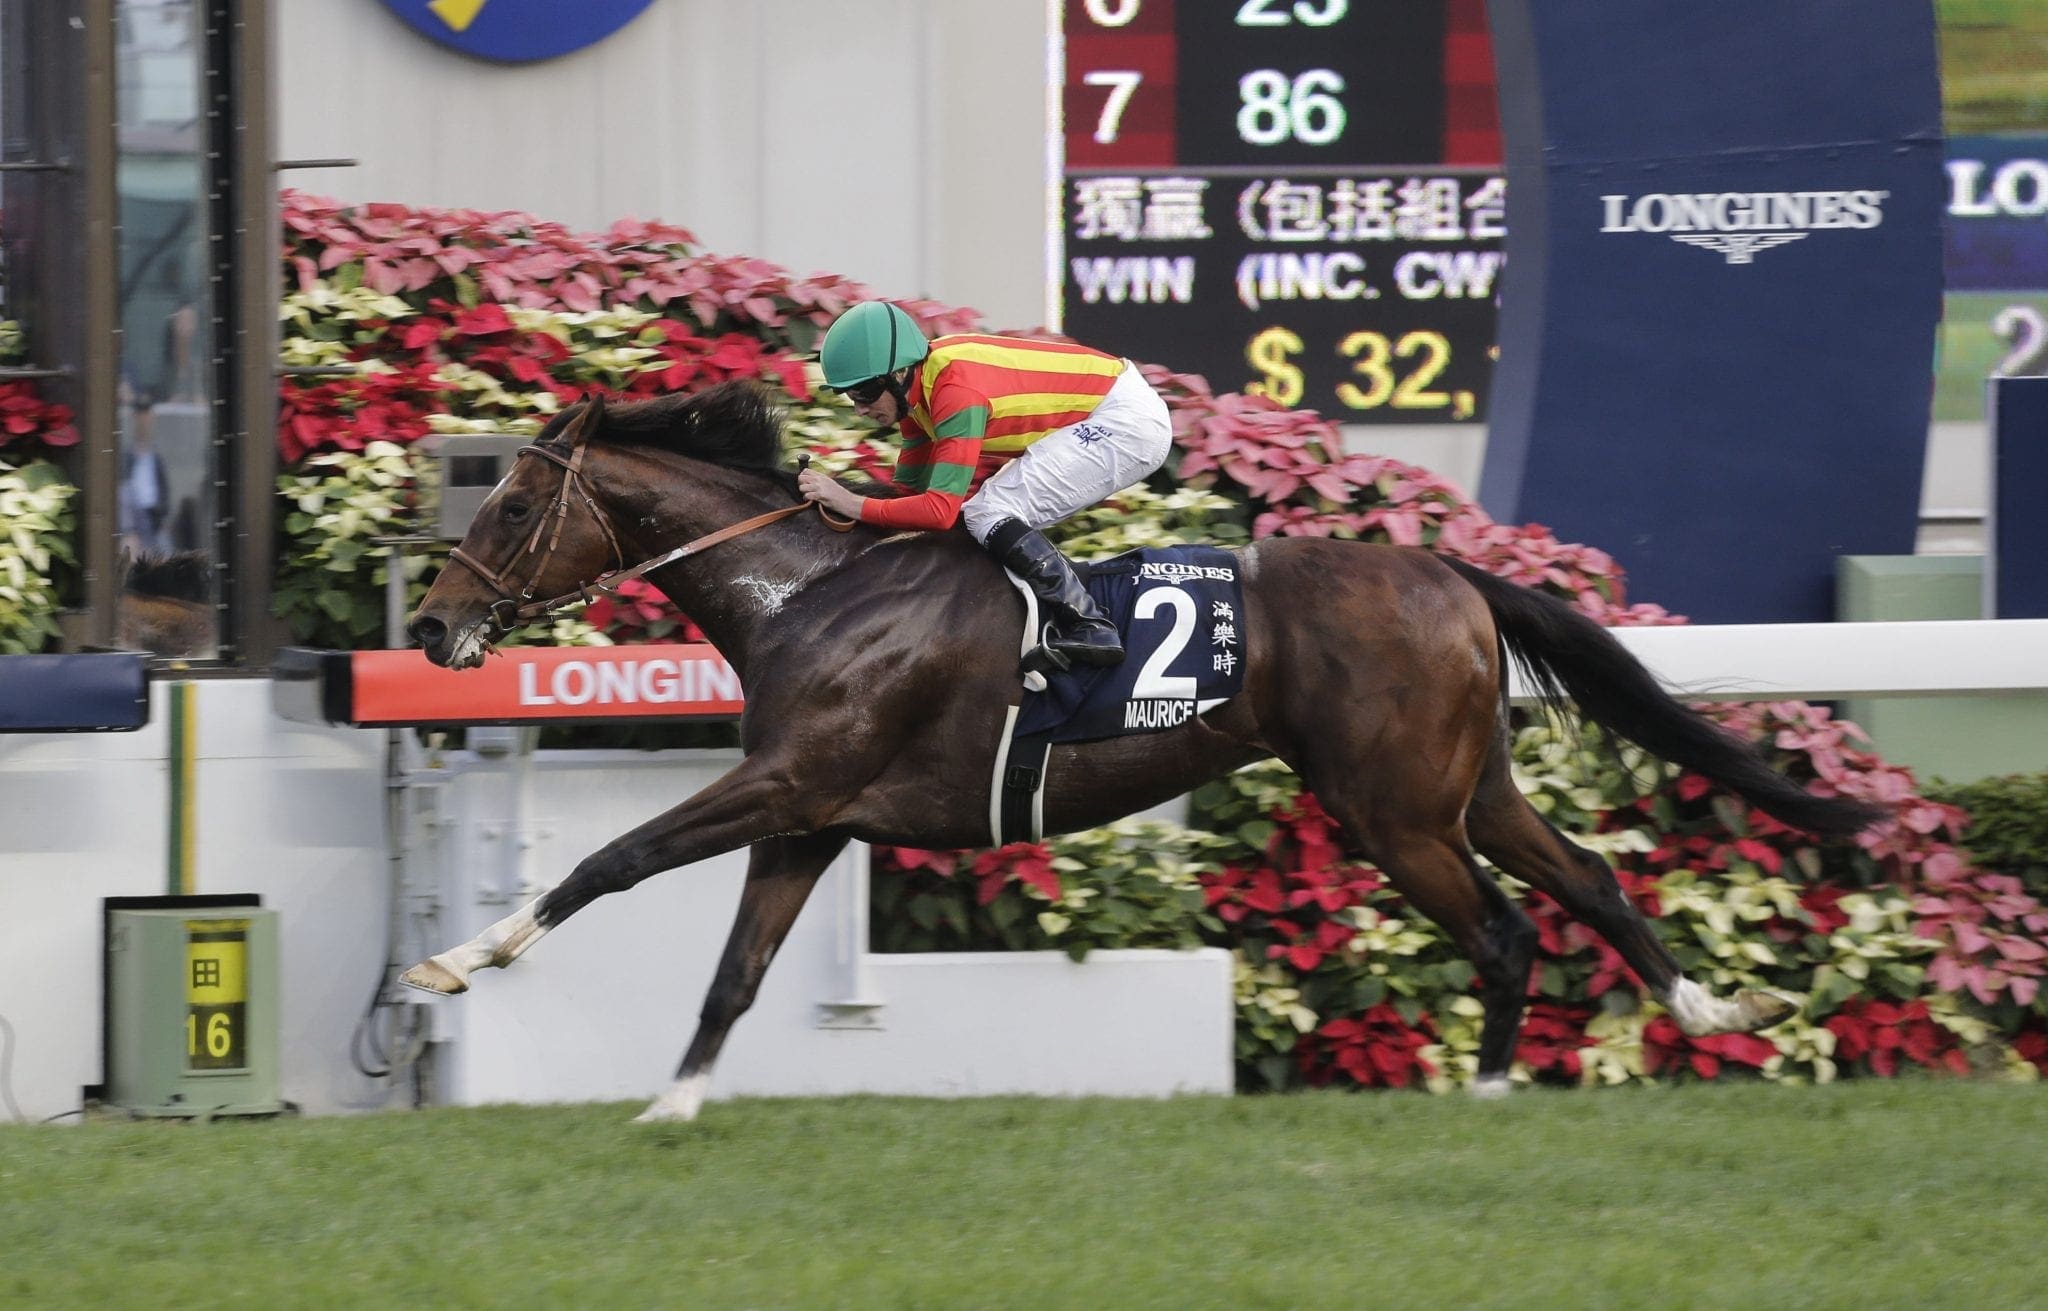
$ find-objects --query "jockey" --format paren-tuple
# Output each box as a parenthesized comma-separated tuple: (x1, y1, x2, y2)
(798, 301, 1172, 668)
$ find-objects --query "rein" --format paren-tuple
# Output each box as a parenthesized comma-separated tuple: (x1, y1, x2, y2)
(448, 440, 854, 632)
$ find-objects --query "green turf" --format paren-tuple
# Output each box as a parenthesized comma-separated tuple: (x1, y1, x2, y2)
(1936, 291, 2048, 422)
(3, 1081, 2044, 1309)
(1940, 0, 2048, 134)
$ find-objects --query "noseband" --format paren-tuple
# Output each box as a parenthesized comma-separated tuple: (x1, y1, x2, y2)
(446, 438, 849, 633)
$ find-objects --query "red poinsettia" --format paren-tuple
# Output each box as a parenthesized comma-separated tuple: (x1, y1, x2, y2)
(1516, 1003, 1595, 1081)
(0, 381, 77, 452)
(2013, 1028, 2048, 1076)
(1641, 1015, 1779, 1080)
(277, 362, 454, 462)
(1296, 1004, 1437, 1089)
(970, 843, 1061, 906)
(579, 579, 705, 645)
(1823, 998, 1970, 1077)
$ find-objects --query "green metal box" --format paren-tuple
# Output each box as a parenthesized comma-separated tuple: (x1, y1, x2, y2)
(105, 905, 285, 1117)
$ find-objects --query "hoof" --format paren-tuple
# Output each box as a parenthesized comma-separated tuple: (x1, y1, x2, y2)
(1468, 1075, 1513, 1101)
(1736, 988, 1798, 1030)
(633, 1073, 709, 1123)
(399, 957, 469, 996)
(632, 1104, 691, 1125)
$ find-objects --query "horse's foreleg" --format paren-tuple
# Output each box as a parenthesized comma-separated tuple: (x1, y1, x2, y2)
(401, 754, 822, 996)
(636, 832, 846, 1123)
(397, 898, 548, 995)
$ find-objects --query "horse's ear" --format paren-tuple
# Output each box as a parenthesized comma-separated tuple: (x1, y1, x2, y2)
(561, 393, 607, 449)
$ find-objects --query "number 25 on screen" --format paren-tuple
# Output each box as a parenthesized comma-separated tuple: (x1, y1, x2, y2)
(1081, 0, 1351, 20)
(1081, 0, 1347, 22)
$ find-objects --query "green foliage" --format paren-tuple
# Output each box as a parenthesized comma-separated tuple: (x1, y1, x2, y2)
(1928, 772, 2048, 901)
(1051, 483, 1250, 560)
(872, 820, 1233, 959)
(0, 460, 78, 653)
(274, 442, 440, 648)
(1187, 759, 1305, 860)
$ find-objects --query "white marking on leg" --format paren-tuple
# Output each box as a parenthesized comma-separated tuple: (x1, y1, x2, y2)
(1663, 977, 1748, 1036)
(1469, 1074, 1513, 1100)
(432, 899, 550, 983)
(634, 1071, 711, 1123)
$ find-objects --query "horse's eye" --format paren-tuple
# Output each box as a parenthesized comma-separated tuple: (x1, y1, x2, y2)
(503, 501, 532, 524)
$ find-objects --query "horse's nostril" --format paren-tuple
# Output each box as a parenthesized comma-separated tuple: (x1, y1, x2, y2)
(408, 614, 446, 648)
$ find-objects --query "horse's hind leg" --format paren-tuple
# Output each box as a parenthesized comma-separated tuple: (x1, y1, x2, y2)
(1361, 830, 1539, 1097)
(1293, 761, 1538, 1095)
(1464, 742, 1795, 1037)
(637, 831, 846, 1123)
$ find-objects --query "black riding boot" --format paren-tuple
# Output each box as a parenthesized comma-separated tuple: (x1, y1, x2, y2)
(984, 518, 1124, 668)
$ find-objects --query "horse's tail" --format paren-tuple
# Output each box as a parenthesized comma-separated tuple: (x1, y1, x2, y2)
(1441, 557, 1887, 838)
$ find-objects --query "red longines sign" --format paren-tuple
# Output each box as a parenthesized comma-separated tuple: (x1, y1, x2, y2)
(349, 644, 744, 726)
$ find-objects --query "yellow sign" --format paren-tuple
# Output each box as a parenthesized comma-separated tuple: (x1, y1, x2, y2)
(185, 919, 249, 1071)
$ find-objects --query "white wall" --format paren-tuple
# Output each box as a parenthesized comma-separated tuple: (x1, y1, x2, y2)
(0, 680, 394, 1119)
(0, 679, 1233, 1122)
(275, 0, 1051, 332)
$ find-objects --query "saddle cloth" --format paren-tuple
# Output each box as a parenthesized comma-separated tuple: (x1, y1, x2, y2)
(990, 545, 1247, 845)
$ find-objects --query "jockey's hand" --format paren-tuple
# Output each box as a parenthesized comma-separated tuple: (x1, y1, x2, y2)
(797, 468, 864, 521)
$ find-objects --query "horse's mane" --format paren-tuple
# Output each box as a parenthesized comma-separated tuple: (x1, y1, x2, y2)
(533, 379, 909, 504)
(540, 380, 790, 483)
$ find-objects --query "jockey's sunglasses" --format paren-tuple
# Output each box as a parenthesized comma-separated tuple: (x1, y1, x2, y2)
(841, 377, 889, 406)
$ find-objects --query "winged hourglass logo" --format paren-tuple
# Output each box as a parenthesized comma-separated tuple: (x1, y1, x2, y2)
(1669, 233, 1812, 264)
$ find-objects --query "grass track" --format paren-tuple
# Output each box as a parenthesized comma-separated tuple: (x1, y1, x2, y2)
(4, 1081, 2045, 1309)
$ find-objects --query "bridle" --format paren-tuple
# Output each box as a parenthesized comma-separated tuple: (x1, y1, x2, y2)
(446, 433, 851, 634)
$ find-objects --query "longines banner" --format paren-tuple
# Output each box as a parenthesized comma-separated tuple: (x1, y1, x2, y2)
(1479, 1, 1946, 623)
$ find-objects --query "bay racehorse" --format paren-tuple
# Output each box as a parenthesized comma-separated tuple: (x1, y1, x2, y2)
(401, 380, 1884, 1118)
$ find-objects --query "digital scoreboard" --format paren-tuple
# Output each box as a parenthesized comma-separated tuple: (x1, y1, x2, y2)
(1057, 0, 1503, 424)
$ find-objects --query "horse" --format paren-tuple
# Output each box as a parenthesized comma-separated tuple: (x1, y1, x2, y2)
(400, 379, 1885, 1120)
(118, 549, 213, 657)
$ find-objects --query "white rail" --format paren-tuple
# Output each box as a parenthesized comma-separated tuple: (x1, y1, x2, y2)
(1531, 619, 2048, 701)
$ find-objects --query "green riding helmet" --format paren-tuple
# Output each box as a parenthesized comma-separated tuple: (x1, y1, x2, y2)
(820, 301, 929, 391)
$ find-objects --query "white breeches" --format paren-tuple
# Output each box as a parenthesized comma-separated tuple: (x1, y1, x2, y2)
(959, 362, 1173, 545)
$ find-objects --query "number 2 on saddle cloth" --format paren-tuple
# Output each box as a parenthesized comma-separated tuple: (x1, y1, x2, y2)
(996, 545, 1246, 844)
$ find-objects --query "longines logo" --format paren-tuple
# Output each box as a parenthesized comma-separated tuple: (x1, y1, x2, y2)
(1599, 190, 1890, 264)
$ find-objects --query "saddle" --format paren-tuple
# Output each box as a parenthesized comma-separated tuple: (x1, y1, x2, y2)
(988, 545, 1247, 845)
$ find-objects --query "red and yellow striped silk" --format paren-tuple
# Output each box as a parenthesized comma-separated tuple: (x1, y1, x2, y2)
(859, 335, 1125, 532)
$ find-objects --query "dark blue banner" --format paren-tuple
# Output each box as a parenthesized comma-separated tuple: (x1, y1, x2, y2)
(0, 654, 148, 732)
(1988, 376, 2048, 620)
(1945, 135, 2048, 292)
(1478, 0, 1946, 622)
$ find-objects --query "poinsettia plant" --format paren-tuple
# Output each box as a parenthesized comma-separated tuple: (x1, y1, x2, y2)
(11, 189, 2022, 1091)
